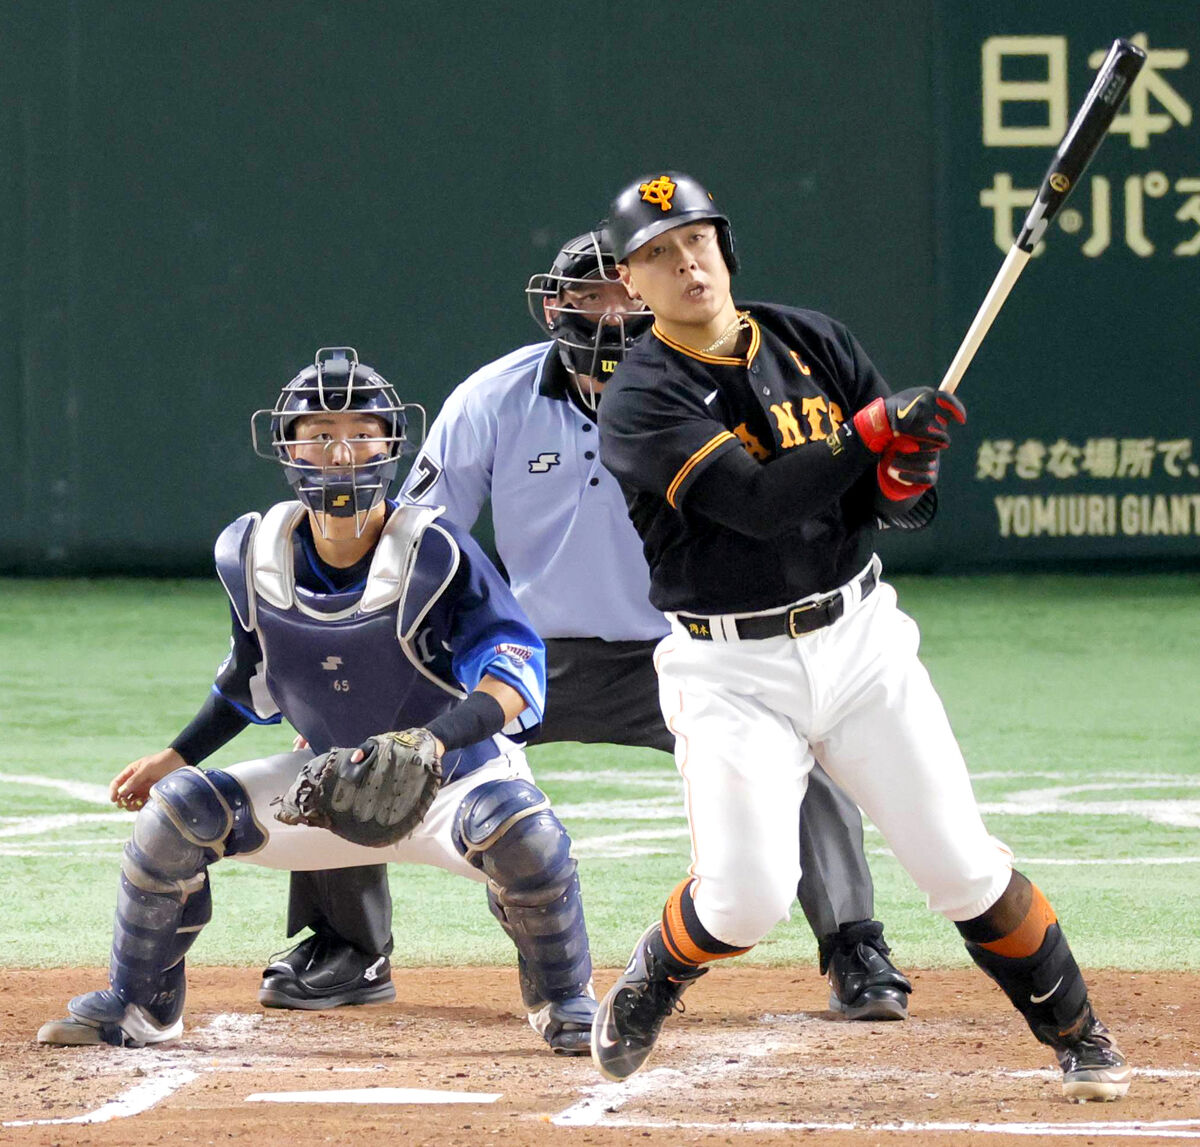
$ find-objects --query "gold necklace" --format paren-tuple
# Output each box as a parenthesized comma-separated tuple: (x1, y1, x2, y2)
(700, 311, 749, 355)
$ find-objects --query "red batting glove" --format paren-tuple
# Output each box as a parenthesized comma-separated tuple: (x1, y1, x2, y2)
(877, 437, 941, 502)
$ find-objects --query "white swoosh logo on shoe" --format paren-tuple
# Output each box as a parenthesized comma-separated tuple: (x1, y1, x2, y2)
(1030, 976, 1063, 1005)
(362, 957, 386, 983)
(596, 1022, 621, 1050)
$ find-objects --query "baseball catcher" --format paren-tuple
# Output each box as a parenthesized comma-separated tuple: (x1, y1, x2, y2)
(37, 348, 597, 1056)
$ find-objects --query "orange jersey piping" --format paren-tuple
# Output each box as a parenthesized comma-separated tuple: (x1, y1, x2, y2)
(666, 431, 734, 507)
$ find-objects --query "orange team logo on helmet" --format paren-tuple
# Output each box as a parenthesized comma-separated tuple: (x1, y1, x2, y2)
(640, 175, 677, 212)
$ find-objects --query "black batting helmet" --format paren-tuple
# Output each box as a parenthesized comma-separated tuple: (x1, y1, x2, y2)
(606, 171, 738, 272)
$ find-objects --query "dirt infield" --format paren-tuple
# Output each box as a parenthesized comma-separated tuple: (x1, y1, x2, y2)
(2, 967, 1197, 1145)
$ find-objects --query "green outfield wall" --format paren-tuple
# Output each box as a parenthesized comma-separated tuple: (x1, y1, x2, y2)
(2, 1, 1195, 574)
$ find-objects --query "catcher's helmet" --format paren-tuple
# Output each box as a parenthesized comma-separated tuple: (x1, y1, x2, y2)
(252, 348, 423, 526)
(607, 171, 738, 272)
(525, 230, 652, 392)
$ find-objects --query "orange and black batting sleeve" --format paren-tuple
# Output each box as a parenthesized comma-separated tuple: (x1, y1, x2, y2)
(682, 426, 877, 539)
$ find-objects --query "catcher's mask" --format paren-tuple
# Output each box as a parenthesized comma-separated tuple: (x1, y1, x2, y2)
(606, 171, 738, 272)
(252, 347, 424, 535)
(525, 230, 651, 408)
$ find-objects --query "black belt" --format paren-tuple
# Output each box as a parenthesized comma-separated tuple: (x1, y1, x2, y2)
(677, 565, 877, 642)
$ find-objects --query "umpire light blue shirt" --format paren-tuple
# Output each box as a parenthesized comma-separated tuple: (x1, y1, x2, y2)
(401, 341, 668, 642)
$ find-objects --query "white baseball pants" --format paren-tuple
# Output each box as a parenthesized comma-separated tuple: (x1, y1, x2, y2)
(655, 575, 1012, 949)
(221, 744, 534, 879)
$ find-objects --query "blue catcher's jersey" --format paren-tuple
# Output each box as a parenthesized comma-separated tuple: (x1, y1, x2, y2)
(210, 500, 545, 783)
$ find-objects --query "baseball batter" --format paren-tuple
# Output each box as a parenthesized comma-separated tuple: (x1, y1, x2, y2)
(37, 349, 596, 1054)
(587, 172, 1130, 1103)
(400, 230, 912, 1020)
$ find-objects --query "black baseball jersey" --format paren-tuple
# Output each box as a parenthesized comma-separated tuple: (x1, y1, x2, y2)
(599, 302, 893, 614)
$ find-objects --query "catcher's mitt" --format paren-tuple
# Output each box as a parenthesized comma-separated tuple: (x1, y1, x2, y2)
(275, 729, 443, 847)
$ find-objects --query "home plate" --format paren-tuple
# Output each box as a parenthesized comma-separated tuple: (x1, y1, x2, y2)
(246, 1088, 501, 1105)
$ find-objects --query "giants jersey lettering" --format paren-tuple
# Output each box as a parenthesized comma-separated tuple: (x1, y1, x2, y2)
(599, 303, 891, 614)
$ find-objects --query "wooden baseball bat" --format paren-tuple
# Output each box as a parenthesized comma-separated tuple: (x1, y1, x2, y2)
(938, 37, 1146, 395)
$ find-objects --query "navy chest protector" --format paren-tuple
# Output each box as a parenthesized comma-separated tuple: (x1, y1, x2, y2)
(215, 501, 495, 778)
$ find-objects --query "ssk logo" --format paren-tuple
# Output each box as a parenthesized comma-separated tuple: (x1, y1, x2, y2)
(528, 452, 561, 473)
(321, 655, 343, 670)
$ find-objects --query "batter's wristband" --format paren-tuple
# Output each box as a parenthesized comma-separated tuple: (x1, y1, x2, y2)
(852, 398, 893, 454)
(426, 690, 507, 752)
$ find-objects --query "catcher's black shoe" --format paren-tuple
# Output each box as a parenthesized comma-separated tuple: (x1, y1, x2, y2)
(38, 989, 183, 1048)
(1047, 1006, 1132, 1102)
(528, 994, 597, 1055)
(822, 920, 912, 1021)
(259, 933, 395, 1010)
(591, 923, 707, 1081)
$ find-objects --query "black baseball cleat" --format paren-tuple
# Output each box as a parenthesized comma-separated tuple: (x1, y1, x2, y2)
(591, 923, 707, 1081)
(822, 920, 912, 1021)
(259, 933, 395, 1010)
(1049, 1007, 1132, 1102)
(528, 994, 597, 1055)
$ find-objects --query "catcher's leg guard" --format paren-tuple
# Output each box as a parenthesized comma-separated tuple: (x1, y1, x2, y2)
(956, 871, 1089, 1042)
(110, 767, 262, 1013)
(453, 779, 592, 1007)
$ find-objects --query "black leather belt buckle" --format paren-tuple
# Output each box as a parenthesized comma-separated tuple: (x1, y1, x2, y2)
(786, 599, 827, 638)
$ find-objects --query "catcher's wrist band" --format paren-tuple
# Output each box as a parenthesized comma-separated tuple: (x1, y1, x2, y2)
(426, 690, 507, 752)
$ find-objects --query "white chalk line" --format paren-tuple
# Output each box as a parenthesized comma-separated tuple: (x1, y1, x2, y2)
(552, 1027, 1200, 1137)
(863, 848, 1200, 867)
(0, 773, 113, 803)
(3, 1012, 508, 1127)
(2, 1067, 199, 1128)
(247, 1087, 500, 1105)
(534, 768, 677, 785)
(7, 771, 1200, 860)
(560, 1115, 1200, 1138)
(0, 812, 132, 839)
(0, 1013, 257, 1127)
(981, 856, 1200, 867)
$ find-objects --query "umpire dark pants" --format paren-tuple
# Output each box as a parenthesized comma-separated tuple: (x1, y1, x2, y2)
(287, 635, 875, 954)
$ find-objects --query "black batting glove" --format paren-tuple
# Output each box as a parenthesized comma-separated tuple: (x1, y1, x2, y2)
(853, 387, 966, 453)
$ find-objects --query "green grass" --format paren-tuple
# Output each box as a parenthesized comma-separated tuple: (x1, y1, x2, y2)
(2, 575, 1198, 972)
